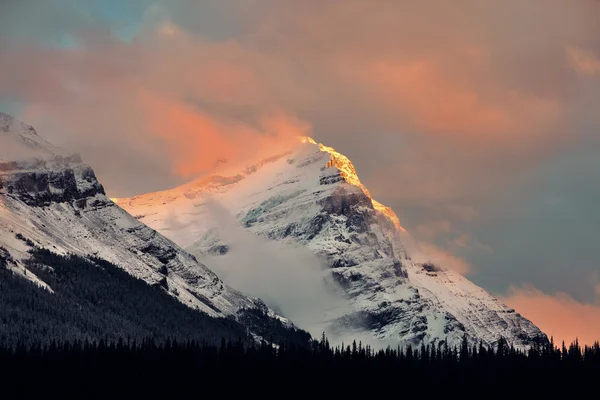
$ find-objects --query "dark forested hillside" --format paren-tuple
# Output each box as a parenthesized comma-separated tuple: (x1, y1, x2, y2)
(0, 248, 310, 348)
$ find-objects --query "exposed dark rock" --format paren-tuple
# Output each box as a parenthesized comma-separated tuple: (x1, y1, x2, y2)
(186, 290, 222, 314)
(0, 165, 105, 207)
(15, 233, 35, 247)
(0, 246, 14, 268)
(282, 222, 297, 238)
(422, 263, 442, 273)
(330, 258, 357, 269)
(317, 187, 372, 217)
(89, 198, 111, 209)
(348, 272, 362, 282)
(319, 173, 344, 185)
(331, 270, 351, 290)
(140, 243, 177, 265)
(207, 244, 229, 256)
(305, 214, 329, 240)
(393, 259, 408, 278)
(158, 265, 169, 276)
(153, 276, 169, 291)
(346, 209, 371, 234)
(74, 198, 87, 209)
(410, 316, 428, 333)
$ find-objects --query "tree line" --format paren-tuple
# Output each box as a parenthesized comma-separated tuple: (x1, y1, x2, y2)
(1, 333, 599, 397)
(1, 244, 598, 395)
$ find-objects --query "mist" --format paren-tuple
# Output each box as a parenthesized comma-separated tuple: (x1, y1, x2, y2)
(190, 199, 374, 343)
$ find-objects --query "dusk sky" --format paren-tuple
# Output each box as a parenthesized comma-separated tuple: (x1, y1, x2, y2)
(1, 0, 599, 344)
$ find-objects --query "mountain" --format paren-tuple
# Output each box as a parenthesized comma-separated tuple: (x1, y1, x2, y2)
(0, 112, 310, 346)
(116, 137, 546, 349)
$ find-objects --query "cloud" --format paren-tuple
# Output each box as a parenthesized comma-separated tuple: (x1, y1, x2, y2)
(416, 220, 452, 239)
(567, 45, 600, 76)
(502, 285, 600, 346)
(189, 200, 352, 339)
(414, 219, 491, 257)
(0, 20, 309, 195)
(399, 231, 473, 275)
(447, 205, 479, 222)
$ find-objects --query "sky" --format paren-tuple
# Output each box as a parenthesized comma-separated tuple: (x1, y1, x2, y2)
(1, 0, 599, 345)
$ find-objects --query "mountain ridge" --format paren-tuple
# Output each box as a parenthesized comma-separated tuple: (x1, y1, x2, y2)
(0, 113, 308, 344)
(117, 136, 547, 349)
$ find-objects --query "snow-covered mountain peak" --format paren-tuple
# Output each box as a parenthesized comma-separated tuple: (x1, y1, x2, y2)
(115, 136, 403, 233)
(0, 112, 37, 136)
(0, 113, 73, 165)
(301, 136, 404, 231)
(1, 112, 35, 133)
(119, 136, 547, 349)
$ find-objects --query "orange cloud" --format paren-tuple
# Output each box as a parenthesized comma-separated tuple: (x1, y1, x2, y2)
(502, 286, 600, 346)
(337, 56, 564, 149)
(136, 89, 305, 177)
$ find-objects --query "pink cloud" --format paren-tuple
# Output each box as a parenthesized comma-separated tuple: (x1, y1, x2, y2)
(502, 286, 600, 346)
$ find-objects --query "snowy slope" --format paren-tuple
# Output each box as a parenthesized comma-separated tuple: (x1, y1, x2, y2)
(0, 113, 290, 328)
(0, 112, 70, 163)
(116, 137, 546, 349)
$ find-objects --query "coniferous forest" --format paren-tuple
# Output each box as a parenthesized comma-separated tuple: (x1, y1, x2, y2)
(1, 334, 599, 397)
(0, 247, 310, 348)
(1, 247, 599, 396)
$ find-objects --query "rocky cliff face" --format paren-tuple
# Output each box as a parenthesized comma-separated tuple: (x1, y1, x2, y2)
(1, 160, 105, 207)
(0, 113, 297, 337)
(117, 137, 547, 349)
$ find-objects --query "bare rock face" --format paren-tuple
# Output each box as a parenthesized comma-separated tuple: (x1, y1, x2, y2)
(117, 136, 547, 349)
(1, 164, 105, 207)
